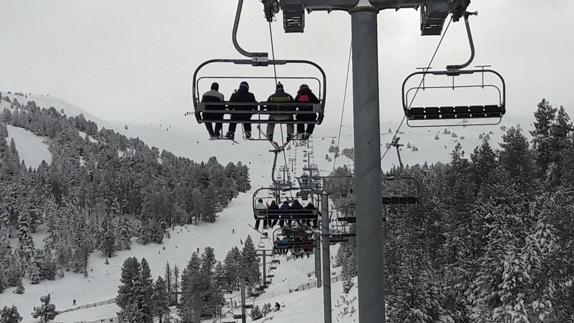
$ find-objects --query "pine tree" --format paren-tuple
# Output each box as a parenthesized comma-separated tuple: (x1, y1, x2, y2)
(241, 235, 260, 286)
(116, 257, 141, 310)
(13, 278, 24, 294)
(223, 246, 242, 289)
(531, 99, 557, 177)
(164, 262, 172, 305)
(499, 127, 533, 193)
(31, 294, 57, 322)
(173, 265, 180, 305)
(0, 306, 22, 323)
(250, 305, 263, 320)
(178, 252, 201, 321)
(152, 276, 170, 323)
(138, 258, 154, 323)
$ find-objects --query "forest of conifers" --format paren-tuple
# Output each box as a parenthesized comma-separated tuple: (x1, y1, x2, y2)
(0, 93, 250, 292)
(336, 99, 574, 322)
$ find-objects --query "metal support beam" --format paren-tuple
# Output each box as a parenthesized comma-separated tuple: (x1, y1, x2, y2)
(321, 193, 332, 323)
(314, 231, 322, 288)
(240, 278, 247, 323)
(262, 251, 267, 288)
(350, 3, 386, 323)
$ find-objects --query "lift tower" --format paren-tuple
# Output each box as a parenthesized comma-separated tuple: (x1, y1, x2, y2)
(257, 1, 470, 322)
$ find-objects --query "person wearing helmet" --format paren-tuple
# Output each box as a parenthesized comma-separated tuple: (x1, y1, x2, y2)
(201, 82, 224, 139)
(226, 81, 257, 140)
(295, 84, 320, 140)
(265, 82, 295, 142)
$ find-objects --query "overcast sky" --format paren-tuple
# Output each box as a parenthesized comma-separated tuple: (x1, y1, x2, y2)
(0, 0, 572, 127)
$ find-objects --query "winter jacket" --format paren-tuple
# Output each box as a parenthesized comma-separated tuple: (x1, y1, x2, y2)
(280, 202, 290, 210)
(255, 201, 267, 210)
(267, 90, 294, 121)
(201, 90, 224, 110)
(230, 87, 257, 111)
(269, 201, 279, 210)
(295, 88, 319, 112)
(291, 200, 303, 209)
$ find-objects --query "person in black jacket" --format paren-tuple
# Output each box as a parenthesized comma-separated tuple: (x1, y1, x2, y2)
(295, 84, 320, 140)
(305, 202, 318, 228)
(226, 81, 257, 140)
(201, 82, 225, 138)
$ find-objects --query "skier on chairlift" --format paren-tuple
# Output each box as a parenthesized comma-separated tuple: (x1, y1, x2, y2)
(201, 82, 224, 139)
(266, 82, 295, 142)
(226, 81, 257, 140)
(305, 201, 317, 228)
(255, 198, 267, 230)
(268, 200, 279, 227)
(279, 200, 291, 227)
(295, 84, 320, 140)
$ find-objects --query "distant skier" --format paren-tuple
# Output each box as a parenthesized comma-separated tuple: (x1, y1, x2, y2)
(232, 229, 235, 234)
(274, 302, 281, 311)
(73, 299, 76, 306)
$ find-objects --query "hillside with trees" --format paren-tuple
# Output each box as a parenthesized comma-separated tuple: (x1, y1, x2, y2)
(0, 92, 250, 294)
(336, 99, 574, 322)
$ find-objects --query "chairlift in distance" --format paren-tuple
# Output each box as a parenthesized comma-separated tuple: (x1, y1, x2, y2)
(272, 227, 315, 256)
(252, 187, 320, 227)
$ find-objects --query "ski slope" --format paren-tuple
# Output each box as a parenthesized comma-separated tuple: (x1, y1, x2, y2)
(6, 125, 52, 169)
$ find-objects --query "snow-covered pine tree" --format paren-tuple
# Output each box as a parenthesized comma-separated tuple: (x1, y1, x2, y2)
(31, 294, 57, 322)
(178, 252, 201, 321)
(241, 235, 260, 286)
(116, 257, 141, 311)
(16, 213, 35, 277)
(0, 305, 22, 323)
(139, 258, 154, 323)
(224, 246, 242, 289)
(152, 276, 170, 323)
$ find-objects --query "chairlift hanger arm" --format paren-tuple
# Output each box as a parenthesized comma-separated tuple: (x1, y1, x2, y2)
(446, 11, 477, 73)
(234, 0, 269, 60)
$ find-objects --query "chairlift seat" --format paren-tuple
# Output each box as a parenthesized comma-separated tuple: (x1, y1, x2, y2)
(273, 240, 315, 250)
(254, 209, 319, 220)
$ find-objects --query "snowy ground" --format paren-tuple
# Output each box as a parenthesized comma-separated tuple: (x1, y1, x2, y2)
(6, 124, 52, 169)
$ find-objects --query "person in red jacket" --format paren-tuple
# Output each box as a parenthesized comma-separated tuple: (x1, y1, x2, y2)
(295, 84, 320, 140)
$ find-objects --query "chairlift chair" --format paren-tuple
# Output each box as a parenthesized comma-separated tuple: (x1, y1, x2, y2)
(192, 59, 327, 131)
(403, 11, 506, 127)
(272, 227, 315, 255)
(253, 187, 320, 225)
(382, 175, 421, 206)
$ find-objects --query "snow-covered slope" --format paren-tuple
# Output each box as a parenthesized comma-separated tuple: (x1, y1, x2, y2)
(6, 125, 52, 169)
